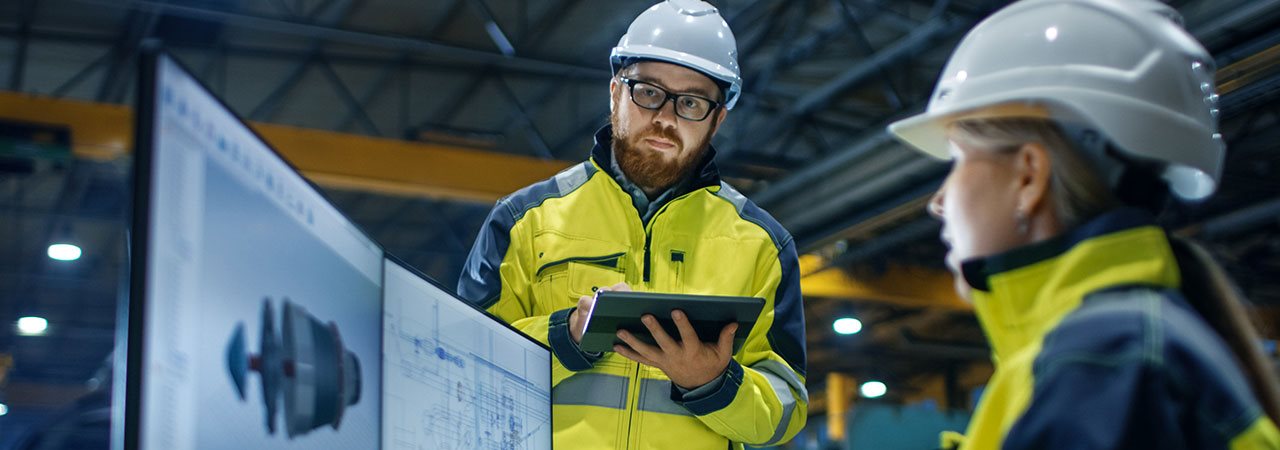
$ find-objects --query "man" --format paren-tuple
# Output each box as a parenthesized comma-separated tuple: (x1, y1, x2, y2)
(457, 1, 807, 448)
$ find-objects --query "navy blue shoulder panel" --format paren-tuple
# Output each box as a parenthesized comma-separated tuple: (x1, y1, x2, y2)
(1003, 288, 1262, 450)
(457, 162, 597, 309)
(503, 160, 597, 221)
(714, 182, 807, 376)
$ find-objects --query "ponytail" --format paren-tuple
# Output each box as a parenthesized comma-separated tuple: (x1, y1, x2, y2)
(1169, 236, 1280, 423)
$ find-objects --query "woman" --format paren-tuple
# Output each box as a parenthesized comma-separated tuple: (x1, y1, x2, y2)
(887, 0, 1280, 448)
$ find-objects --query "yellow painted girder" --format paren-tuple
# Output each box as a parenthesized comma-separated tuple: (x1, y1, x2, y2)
(0, 91, 572, 203)
(799, 254, 971, 310)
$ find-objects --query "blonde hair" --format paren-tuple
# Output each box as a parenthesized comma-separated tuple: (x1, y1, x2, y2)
(947, 118, 1118, 228)
(948, 116, 1280, 424)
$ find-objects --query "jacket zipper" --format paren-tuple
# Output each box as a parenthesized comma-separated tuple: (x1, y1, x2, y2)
(640, 190, 699, 284)
(627, 189, 705, 447)
(624, 362, 640, 448)
(643, 232, 653, 282)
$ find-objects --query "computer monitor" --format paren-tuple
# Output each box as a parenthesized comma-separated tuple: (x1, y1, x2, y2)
(381, 257, 551, 450)
(120, 47, 384, 449)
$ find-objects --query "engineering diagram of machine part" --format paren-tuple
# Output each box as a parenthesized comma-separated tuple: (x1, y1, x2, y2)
(226, 297, 363, 438)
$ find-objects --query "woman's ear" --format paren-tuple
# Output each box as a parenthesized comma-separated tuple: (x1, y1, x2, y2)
(1015, 142, 1053, 217)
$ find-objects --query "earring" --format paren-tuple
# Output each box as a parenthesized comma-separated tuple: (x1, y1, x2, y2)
(1015, 209, 1030, 236)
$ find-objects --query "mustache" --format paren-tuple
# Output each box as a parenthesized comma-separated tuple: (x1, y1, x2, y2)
(634, 123, 683, 149)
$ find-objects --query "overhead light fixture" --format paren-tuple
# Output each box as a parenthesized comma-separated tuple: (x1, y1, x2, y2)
(0, 403, 8, 416)
(833, 317, 862, 335)
(860, 380, 887, 399)
(17, 316, 48, 336)
(47, 243, 82, 261)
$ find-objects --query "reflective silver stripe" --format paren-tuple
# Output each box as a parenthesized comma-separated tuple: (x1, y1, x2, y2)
(552, 373, 628, 410)
(758, 370, 797, 446)
(752, 359, 808, 403)
(638, 379, 694, 416)
(716, 181, 749, 214)
(751, 360, 806, 446)
(554, 162, 591, 196)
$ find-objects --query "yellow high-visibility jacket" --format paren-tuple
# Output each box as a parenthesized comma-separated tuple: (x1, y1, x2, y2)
(458, 126, 808, 449)
(947, 208, 1280, 450)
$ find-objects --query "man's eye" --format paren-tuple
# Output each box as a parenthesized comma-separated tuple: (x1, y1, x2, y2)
(640, 87, 660, 98)
(681, 97, 700, 109)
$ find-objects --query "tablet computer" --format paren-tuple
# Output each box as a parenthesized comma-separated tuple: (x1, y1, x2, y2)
(579, 291, 765, 354)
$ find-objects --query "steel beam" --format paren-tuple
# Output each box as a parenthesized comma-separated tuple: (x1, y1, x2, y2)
(824, 217, 939, 269)
(334, 57, 400, 132)
(751, 123, 902, 207)
(248, 0, 358, 121)
(466, 0, 516, 56)
(514, 0, 581, 51)
(50, 48, 113, 98)
(316, 58, 382, 136)
(838, 0, 922, 33)
(730, 17, 958, 159)
(96, 9, 161, 103)
(497, 81, 564, 137)
(1198, 197, 1280, 240)
(8, 0, 36, 92)
(73, 0, 612, 79)
(497, 77, 554, 158)
(0, 28, 607, 82)
(789, 17, 953, 118)
(248, 54, 317, 121)
(425, 0, 465, 38)
(732, 0, 820, 153)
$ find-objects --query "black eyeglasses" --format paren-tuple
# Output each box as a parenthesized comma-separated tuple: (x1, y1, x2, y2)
(620, 78, 721, 122)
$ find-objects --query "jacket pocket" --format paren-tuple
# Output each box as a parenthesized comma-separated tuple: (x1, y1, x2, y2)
(534, 254, 627, 315)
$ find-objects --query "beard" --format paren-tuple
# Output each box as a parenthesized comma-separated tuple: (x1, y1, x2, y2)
(610, 108, 715, 194)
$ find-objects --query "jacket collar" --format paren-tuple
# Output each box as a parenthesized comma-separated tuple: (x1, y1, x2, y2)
(961, 208, 1181, 362)
(589, 125, 722, 198)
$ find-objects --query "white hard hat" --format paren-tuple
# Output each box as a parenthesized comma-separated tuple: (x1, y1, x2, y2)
(889, 0, 1223, 200)
(611, 0, 743, 109)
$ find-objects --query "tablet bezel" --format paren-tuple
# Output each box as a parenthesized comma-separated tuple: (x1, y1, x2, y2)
(579, 291, 765, 354)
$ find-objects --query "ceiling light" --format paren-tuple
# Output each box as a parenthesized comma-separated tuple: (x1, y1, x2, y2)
(47, 243, 82, 261)
(833, 317, 862, 335)
(860, 381, 886, 398)
(17, 316, 48, 336)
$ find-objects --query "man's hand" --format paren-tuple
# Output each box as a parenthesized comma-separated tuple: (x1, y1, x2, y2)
(569, 282, 630, 343)
(614, 309, 738, 390)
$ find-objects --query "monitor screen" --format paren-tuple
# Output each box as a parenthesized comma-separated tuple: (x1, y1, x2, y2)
(381, 258, 551, 450)
(123, 51, 384, 450)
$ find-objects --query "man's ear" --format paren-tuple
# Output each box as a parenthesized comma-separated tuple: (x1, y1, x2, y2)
(609, 77, 620, 113)
(710, 107, 728, 136)
(1014, 142, 1053, 216)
